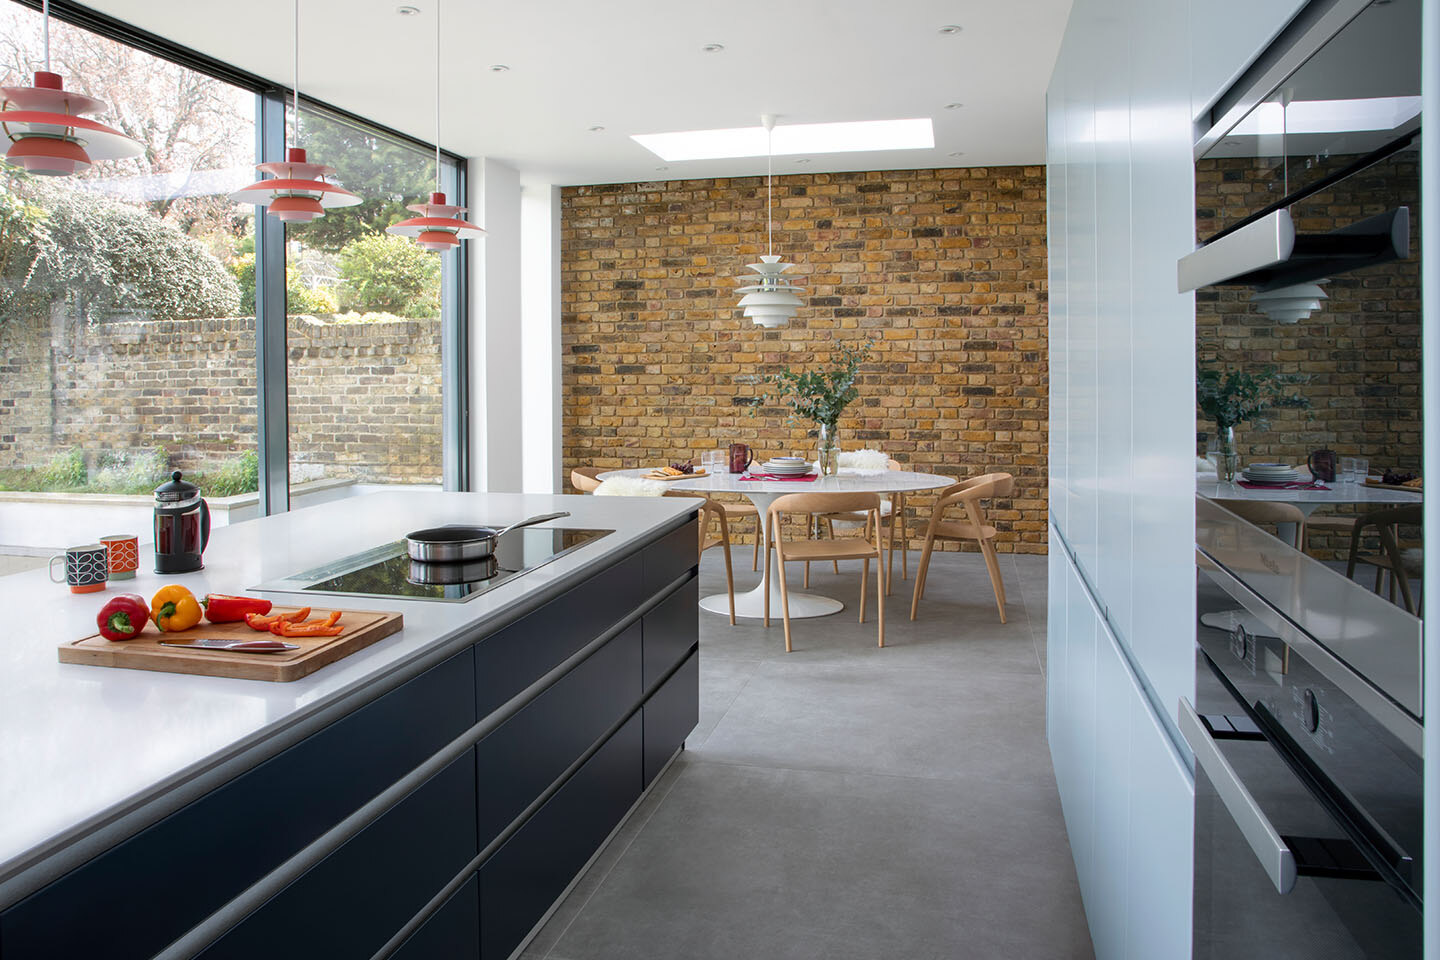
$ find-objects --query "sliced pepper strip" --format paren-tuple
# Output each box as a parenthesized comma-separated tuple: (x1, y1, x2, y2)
(245, 607, 311, 631)
(273, 620, 345, 638)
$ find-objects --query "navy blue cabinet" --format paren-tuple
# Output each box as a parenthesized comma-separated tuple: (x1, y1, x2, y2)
(480, 715, 644, 960)
(644, 650, 699, 785)
(642, 575, 698, 689)
(392, 875, 480, 960)
(0, 647, 475, 960)
(196, 751, 478, 960)
(643, 518, 698, 595)
(476, 622, 642, 848)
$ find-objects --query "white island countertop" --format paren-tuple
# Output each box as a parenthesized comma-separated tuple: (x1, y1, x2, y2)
(0, 491, 699, 905)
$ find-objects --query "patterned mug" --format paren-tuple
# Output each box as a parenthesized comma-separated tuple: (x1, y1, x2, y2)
(49, 544, 109, 594)
(100, 534, 140, 581)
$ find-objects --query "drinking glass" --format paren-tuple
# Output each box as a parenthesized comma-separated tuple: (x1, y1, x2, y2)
(1353, 457, 1370, 484)
(1338, 456, 1357, 483)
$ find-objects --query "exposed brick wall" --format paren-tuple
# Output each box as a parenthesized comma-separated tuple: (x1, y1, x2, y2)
(560, 167, 1049, 554)
(1195, 155, 1422, 553)
(0, 312, 441, 484)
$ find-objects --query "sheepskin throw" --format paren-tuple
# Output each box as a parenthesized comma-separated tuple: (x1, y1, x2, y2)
(595, 476, 668, 497)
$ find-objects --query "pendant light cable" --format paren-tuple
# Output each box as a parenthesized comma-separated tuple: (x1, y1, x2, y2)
(292, 0, 300, 148)
(767, 124, 773, 256)
(434, 0, 441, 192)
(41, 0, 50, 73)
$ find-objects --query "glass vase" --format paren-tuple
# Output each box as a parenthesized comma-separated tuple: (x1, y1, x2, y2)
(1218, 425, 1239, 482)
(817, 422, 840, 477)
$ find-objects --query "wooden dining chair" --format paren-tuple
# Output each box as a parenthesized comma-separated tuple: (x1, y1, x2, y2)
(1212, 499, 1307, 550)
(1346, 504, 1424, 614)
(765, 492, 885, 652)
(676, 493, 736, 624)
(910, 473, 1013, 623)
(570, 466, 604, 493)
(718, 499, 762, 571)
(808, 458, 909, 591)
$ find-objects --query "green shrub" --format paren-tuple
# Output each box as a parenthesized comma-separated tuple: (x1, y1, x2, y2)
(90, 447, 171, 493)
(37, 449, 88, 489)
(199, 450, 259, 497)
(337, 233, 440, 318)
(229, 254, 338, 316)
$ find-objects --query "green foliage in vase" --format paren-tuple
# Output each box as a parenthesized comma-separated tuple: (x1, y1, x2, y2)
(756, 340, 873, 429)
(1196, 364, 1310, 431)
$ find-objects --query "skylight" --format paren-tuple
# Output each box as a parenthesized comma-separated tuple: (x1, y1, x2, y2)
(631, 118, 935, 162)
(1229, 96, 1423, 138)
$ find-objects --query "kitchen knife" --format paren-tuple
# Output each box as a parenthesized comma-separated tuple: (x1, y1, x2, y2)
(158, 639, 300, 653)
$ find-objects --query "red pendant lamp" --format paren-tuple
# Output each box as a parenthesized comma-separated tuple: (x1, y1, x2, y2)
(230, 0, 359, 222)
(387, 0, 484, 252)
(0, 0, 143, 177)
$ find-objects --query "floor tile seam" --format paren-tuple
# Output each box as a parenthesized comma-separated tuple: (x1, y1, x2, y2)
(679, 754, 1062, 791)
(687, 672, 762, 750)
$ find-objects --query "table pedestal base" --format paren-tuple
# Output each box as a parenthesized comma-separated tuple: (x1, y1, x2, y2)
(700, 578, 844, 620)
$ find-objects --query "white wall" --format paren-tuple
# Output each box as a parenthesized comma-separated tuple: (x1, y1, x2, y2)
(520, 180, 562, 494)
(470, 157, 524, 493)
(1045, 0, 1302, 955)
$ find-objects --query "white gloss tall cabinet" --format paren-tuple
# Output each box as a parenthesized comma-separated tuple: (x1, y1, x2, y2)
(1044, 0, 1306, 956)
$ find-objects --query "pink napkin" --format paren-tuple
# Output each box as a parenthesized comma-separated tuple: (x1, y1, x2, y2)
(740, 472, 819, 482)
(1236, 480, 1329, 490)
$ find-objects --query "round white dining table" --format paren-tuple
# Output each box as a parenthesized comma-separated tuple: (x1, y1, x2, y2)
(599, 467, 956, 620)
(1197, 475, 1422, 543)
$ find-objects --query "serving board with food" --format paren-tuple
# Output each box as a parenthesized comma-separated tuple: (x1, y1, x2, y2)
(644, 464, 708, 481)
(59, 588, 403, 682)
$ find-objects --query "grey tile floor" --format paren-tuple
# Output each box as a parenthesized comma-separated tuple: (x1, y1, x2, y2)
(522, 547, 1095, 960)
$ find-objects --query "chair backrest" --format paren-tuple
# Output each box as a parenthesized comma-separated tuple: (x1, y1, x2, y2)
(769, 491, 881, 520)
(1213, 499, 1307, 527)
(933, 472, 1013, 529)
(570, 466, 604, 493)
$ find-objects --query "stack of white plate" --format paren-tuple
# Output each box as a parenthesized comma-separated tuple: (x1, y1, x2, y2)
(760, 457, 811, 476)
(1241, 463, 1302, 485)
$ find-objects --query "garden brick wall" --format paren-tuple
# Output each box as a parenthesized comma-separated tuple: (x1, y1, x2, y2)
(0, 312, 441, 484)
(560, 166, 1049, 554)
(1195, 155, 1422, 552)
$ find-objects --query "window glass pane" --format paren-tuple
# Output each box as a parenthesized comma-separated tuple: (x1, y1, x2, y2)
(285, 103, 446, 490)
(0, 1, 257, 568)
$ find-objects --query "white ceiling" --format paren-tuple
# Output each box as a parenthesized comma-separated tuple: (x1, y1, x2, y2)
(81, 0, 1071, 185)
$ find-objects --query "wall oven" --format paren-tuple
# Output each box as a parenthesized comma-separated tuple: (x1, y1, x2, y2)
(1189, 498, 1422, 958)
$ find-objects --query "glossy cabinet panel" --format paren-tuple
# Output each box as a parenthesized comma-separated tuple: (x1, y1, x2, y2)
(391, 875, 480, 960)
(642, 576, 699, 690)
(643, 650, 699, 786)
(1189, 0, 1307, 120)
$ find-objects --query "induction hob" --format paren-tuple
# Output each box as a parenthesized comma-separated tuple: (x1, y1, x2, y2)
(254, 527, 613, 603)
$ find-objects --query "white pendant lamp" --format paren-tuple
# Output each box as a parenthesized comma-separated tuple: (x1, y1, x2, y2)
(387, 0, 485, 252)
(230, 0, 360, 222)
(735, 114, 803, 327)
(0, 0, 143, 176)
(1249, 281, 1328, 324)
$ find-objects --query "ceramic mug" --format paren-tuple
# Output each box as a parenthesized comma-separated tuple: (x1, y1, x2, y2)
(100, 534, 140, 580)
(49, 544, 108, 594)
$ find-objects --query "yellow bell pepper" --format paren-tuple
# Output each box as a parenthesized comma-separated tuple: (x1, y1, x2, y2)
(151, 585, 203, 632)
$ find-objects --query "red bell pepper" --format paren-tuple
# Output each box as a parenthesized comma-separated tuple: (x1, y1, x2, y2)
(202, 594, 273, 624)
(97, 594, 150, 642)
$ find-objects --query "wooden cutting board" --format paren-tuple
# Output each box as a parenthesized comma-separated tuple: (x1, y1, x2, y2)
(1364, 478, 1423, 493)
(59, 605, 404, 682)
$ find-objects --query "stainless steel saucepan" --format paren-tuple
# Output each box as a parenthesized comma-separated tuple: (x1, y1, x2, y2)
(404, 512, 570, 564)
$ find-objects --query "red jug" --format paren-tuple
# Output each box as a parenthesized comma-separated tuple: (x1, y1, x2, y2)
(728, 443, 755, 474)
(1307, 448, 1337, 482)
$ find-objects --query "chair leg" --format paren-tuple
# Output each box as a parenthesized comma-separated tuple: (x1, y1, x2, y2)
(876, 546, 886, 649)
(826, 518, 840, 574)
(763, 526, 772, 627)
(899, 496, 908, 581)
(721, 538, 735, 627)
(752, 518, 760, 572)
(859, 557, 868, 623)
(885, 508, 896, 597)
(777, 552, 794, 653)
(910, 536, 937, 621)
(980, 538, 1008, 624)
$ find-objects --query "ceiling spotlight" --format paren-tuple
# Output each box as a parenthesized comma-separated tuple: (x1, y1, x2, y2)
(489, 63, 510, 72)
(944, 102, 964, 110)
(702, 42, 725, 53)
(655, 165, 669, 171)
(938, 24, 963, 34)
(588, 124, 606, 133)
(948, 151, 964, 158)
(793, 158, 811, 164)
(396, 4, 421, 14)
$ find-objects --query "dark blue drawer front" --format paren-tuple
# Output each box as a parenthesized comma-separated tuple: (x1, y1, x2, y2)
(644, 650, 699, 786)
(476, 622, 641, 849)
(480, 714, 643, 960)
(475, 552, 643, 717)
(198, 751, 478, 960)
(644, 516, 699, 595)
(642, 575, 698, 690)
(392, 874, 479, 960)
(0, 648, 476, 960)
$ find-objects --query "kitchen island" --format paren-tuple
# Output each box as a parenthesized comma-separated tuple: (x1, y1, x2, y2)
(0, 491, 702, 960)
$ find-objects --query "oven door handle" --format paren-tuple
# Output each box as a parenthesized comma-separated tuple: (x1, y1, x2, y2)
(1179, 697, 1297, 894)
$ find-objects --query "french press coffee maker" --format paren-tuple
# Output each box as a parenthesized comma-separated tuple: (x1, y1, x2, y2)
(153, 471, 211, 573)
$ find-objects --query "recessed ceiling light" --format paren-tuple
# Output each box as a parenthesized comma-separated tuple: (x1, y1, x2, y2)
(396, 4, 421, 15)
(632, 117, 934, 162)
(702, 42, 725, 53)
(948, 151, 964, 158)
(938, 24, 963, 35)
(588, 125, 606, 133)
(489, 64, 510, 72)
(655, 165, 669, 171)
(944, 102, 964, 110)
(793, 158, 811, 164)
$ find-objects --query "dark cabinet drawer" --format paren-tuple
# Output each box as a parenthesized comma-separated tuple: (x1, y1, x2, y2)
(642, 576, 699, 689)
(0, 648, 476, 960)
(480, 715, 643, 960)
(198, 751, 478, 960)
(475, 553, 643, 717)
(476, 622, 642, 848)
(644, 516, 699, 595)
(391, 874, 479, 960)
(644, 650, 699, 786)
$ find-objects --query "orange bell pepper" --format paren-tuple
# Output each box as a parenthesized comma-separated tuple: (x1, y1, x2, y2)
(150, 585, 203, 632)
